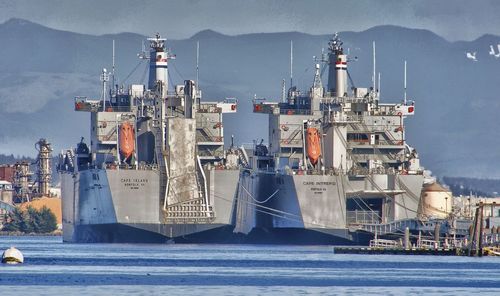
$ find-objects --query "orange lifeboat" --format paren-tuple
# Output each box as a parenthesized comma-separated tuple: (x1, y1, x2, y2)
(306, 127, 321, 165)
(119, 122, 135, 160)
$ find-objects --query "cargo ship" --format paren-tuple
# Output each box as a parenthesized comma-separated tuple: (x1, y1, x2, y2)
(58, 34, 242, 243)
(234, 34, 427, 244)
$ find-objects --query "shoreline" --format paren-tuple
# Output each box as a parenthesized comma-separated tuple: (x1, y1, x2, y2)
(0, 231, 62, 237)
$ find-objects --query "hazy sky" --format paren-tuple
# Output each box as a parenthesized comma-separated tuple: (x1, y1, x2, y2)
(0, 0, 497, 41)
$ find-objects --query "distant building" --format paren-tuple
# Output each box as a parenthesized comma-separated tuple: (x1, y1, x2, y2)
(454, 196, 500, 229)
(0, 165, 15, 183)
(0, 180, 13, 205)
(0, 180, 14, 228)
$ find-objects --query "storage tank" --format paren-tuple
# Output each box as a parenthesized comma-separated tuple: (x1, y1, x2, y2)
(419, 182, 452, 219)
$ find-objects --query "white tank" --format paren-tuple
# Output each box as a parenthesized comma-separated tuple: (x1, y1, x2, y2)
(419, 182, 452, 219)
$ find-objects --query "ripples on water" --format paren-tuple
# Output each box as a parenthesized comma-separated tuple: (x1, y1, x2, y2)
(1, 236, 500, 295)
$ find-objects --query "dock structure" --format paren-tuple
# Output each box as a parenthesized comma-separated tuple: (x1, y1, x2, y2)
(333, 246, 458, 256)
(334, 202, 500, 257)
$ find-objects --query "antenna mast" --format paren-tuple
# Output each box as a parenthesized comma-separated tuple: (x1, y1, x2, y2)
(378, 72, 381, 97)
(196, 41, 200, 87)
(404, 60, 407, 104)
(290, 40, 293, 88)
(281, 79, 286, 102)
(100, 68, 109, 110)
(372, 41, 376, 90)
(112, 39, 116, 88)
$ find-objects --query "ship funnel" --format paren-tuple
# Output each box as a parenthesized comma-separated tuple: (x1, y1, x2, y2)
(327, 34, 347, 97)
(147, 33, 174, 98)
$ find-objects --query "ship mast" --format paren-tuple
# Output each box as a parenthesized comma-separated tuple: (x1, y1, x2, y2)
(100, 68, 109, 110)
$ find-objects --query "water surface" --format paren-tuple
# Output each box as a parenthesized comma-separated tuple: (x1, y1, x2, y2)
(1, 236, 499, 295)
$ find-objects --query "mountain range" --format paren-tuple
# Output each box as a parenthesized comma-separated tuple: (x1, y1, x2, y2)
(0, 18, 499, 178)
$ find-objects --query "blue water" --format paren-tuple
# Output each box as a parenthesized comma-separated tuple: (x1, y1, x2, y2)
(1, 236, 499, 295)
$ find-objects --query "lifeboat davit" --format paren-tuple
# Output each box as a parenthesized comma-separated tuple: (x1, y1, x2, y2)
(119, 122, 135, 160)
(306, 127, 321, 165)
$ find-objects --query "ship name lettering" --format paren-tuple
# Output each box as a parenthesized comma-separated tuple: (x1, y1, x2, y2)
(132, 178, 148, 183)
(315, 182, 336, 186)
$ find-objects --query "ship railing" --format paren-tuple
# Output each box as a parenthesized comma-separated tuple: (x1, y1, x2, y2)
(359, 219, 420, 235)
(119, 164, 137, 170)
(102, 163, 158, 171)
(272, 167, 343, 176)
(369, 238, 400, 249)
(327, 97, 372, 105)
(349, 139, 404, 146)
(347, 166, 424, 176)
(99, 106, 132, 113)
(197, 104, 223, 113)
(327, 113, 363, 123)
(279, 108, 312, 115)
(378, 104, 405, 116)
(303, 168, 340, 176)
(349, 122, 401, 132)
(417, 239, 440, 249)
(350, 154, 403, 164)
(347, 210, 380, 225)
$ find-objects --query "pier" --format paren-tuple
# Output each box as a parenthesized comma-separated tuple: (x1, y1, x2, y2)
(334, 202, 500, 256)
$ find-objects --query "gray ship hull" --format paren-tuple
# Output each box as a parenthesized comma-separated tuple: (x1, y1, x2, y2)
(61, 168, 240, 243)
(234, 170, 424, 244)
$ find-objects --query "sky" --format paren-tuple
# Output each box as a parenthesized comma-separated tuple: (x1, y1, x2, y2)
(0, 0, 498, 41)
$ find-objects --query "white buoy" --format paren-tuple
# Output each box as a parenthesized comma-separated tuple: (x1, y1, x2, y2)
(2, 247, 24, 264)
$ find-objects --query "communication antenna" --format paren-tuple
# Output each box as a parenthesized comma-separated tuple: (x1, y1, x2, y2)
(378, 72, 381, 97)
(372, 41, 376, 90)
(100, 68, 109, 110)
(404, 60, 407, 104)
(196, 41, 200, 87)
(137, 40, 148, 60)
(112, 39, 116, 87)
(290, 40, 293, 88)
(281, 79, 286, 102)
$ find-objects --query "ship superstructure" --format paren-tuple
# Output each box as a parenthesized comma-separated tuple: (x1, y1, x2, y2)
(59, 34, 241, 243)
(235, 34, 425, 243)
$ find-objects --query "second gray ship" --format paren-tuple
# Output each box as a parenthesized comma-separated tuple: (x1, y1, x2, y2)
(234, 34, 426, 244)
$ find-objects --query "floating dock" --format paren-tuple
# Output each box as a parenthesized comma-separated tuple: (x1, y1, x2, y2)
(333, 246, 459, 256)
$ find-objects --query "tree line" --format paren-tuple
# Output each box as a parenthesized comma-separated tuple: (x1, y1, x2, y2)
(2, 206, 57, 233)
(442, 176, 500, 197)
